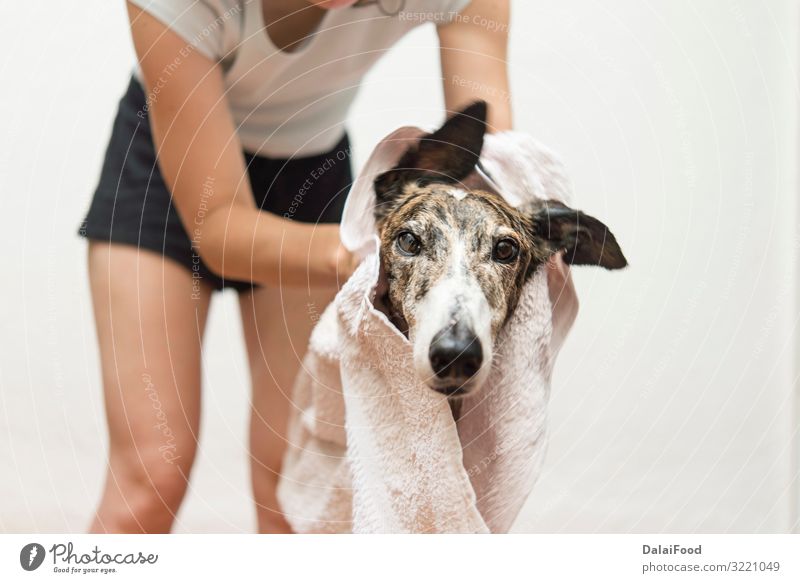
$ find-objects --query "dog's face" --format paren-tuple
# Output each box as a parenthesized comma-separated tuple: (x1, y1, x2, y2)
(373, 102, 627, 398)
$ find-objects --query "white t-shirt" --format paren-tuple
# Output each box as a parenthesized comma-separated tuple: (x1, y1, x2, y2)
(131, 0, 471, 157)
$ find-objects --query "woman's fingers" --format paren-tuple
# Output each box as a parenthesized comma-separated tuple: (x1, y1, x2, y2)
(333, 239, 359, 286)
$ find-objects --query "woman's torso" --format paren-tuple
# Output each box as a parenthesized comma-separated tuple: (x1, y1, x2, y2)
(131, 0, 471, 157)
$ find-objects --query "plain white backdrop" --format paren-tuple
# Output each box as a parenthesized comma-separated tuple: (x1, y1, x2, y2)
(0, 0, 797, 532)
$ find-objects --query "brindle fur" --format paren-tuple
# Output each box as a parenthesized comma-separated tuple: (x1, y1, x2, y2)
(377, 182, 548, 339)
(372, 101, 627, 400)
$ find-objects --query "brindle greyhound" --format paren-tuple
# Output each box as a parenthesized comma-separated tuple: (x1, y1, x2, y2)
(373, 101, 627, 411)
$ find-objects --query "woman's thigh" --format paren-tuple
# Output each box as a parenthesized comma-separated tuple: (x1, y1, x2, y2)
(88, 241, 212, 531)
(238, 283, 337, 530)
(239, 284, 337, 393)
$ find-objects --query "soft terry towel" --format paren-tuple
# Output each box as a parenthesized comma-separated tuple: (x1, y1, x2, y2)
(276, 128, 578, 533)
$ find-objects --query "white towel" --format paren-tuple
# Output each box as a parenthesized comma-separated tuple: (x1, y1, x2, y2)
(276, 128, 578, 533)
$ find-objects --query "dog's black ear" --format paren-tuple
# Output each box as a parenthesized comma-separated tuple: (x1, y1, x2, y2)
(374, 101, 487, 221)
(531, 200, 628, 269)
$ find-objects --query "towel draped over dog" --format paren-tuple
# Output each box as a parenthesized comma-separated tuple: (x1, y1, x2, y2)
(276, 128, 578, 533)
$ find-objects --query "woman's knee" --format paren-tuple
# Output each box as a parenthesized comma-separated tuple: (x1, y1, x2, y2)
(98, 445, 195, 533)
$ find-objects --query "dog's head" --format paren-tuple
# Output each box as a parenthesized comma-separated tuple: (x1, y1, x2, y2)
(373, 101, 627, 398)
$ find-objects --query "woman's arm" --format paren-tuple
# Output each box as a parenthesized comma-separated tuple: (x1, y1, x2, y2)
(127, 3, 354, 287)
(437, 0, 512, 132)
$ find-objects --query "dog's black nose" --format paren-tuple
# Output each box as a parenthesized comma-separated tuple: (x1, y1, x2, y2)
(428, 327, 483, 381)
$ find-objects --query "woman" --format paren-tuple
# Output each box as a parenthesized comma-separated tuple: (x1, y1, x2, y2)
(82, 0, 513, 533)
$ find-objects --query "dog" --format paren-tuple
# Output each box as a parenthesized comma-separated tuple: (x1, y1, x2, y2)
(373, 101, 627, 402)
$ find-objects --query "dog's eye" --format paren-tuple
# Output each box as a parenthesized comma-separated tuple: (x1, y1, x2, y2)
(493, 238, 519, 263)
(396, 231, 421, 256)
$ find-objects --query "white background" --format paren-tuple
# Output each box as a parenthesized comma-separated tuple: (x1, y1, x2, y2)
(0, 0, 797, 533)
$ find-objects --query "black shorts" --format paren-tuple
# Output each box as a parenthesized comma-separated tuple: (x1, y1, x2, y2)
(79, 76, 353, 292)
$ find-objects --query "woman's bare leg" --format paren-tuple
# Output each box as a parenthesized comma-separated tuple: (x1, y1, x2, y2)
(88, 242, 212, 533)
(239, 284, 337, 533)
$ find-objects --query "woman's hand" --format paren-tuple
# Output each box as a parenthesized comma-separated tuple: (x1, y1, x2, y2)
(332, 239, 359, 284)
(306, 224, 359, 288)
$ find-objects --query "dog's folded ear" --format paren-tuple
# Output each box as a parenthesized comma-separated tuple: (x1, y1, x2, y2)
(374, 101, 487, 221)
(531, 200, 628, 269)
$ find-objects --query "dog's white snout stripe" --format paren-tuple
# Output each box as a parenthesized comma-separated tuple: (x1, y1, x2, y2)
(411, 238, 493, 389)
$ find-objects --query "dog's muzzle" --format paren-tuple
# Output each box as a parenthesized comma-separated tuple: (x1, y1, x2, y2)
(428, 324, 483, 396)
